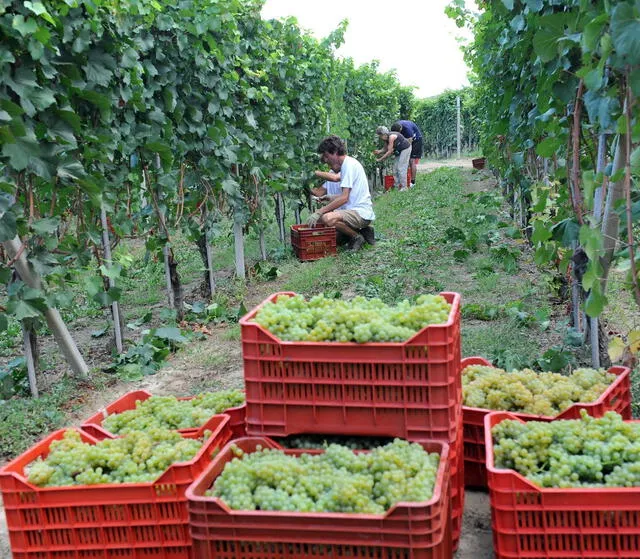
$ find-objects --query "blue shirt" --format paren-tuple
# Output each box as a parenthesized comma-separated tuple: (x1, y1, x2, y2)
(397, 120, 423, 141)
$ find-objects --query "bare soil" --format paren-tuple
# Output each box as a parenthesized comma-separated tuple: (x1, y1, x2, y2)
(0, 160, 496, 558)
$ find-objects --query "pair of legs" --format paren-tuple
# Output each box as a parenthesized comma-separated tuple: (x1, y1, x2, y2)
(321, 210, 372, 251)
(394, 147, 411, 190)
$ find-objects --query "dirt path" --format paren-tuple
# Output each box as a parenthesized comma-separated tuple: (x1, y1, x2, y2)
(418, 157, 477, 171)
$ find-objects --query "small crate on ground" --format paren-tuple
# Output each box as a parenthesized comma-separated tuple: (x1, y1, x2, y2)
(472, 157, 486, 170)
(0, 417, 232, 559)
(462, 356, 631, 489)
(239, 292, 462, 441)
(290, 224, 336, 261)
(81, 389, 246, 440)
(187, 437, 452, 559)
(486, 411, 640, 558)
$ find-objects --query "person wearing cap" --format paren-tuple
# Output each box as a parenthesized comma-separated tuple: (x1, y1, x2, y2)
(307, 135, 375, 252)
(391, 120, 424, 188)
(374, 125, 411, 191)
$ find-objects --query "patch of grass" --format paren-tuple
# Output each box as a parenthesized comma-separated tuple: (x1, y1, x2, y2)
(180, 343, 227, 368)
(0, 374, 113, 462)
(189, 375, 245, 393)
(222, 324, 241, 341)
(462, 320, 543, 369)
(0, 318, 21, 359)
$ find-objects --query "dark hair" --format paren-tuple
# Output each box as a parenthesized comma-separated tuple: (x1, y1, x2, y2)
(317, 135, 346, 156)
(390, 122, 402, 132)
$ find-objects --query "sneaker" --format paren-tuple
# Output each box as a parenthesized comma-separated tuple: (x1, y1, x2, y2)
(349, 234, 365, 252)
(410, 182, 416, 188)
(360, 226, 376, 245)
(398, 186, 408, 192)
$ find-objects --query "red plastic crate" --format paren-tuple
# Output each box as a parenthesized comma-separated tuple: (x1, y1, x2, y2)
(486, 411, 640, 558)
(239, 292, 462, 440)
(0, 416, 232, 559)
(187, 437, 451, 559)
(472, 157, 486, 170)
(449, 415, 464, 552)
(383, 170, 412, 191)
(81, 389, 246, 440)
(290, 224, 337, 261)
(462, 356, 631, 489)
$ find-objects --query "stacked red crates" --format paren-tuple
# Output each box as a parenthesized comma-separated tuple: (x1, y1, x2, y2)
(486, 412, 640, 558)
(461, 356, 632, 488)
(0, 416, 232, 559)
(187, 437, 452, 559)
(225, 291, 465, 553)
(290, 224, 337, 261)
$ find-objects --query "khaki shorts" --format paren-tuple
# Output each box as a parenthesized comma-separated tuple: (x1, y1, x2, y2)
(335, 210, 370, 230)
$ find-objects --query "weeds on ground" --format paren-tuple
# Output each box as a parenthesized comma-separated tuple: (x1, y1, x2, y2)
(0, 374, 112, 461)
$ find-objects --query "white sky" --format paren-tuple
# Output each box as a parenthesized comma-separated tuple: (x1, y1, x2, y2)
(260, 0, 473, 99)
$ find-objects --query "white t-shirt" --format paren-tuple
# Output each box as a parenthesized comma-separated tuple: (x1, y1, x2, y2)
(324, 170, 342, 196)
(339, 156, 375, 221)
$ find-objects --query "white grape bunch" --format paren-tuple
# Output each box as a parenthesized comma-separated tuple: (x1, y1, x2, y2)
(102, 390, 245, 434)
(253, 294, 452, 343)
(463, 364, 615, 415)
(206, 439, 440, 513)
(26, 428, 207, 486)
(493, 410, 640, 488)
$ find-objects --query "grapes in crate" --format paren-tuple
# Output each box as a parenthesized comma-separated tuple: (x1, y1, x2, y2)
(26, 428, 207, 486)
(493, 410, 640, 488)
(463, 364, 615, 415)
(103, 389, 244, 434)
(253, 293, 452, 343)
(275, 434, 394, 450)
(206, 439, 440, 513)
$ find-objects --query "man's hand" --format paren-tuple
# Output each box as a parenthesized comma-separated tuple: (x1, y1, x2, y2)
(307, 212, 322, 227)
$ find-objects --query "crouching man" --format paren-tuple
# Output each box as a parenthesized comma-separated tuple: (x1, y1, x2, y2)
(308, 135, 375, 251)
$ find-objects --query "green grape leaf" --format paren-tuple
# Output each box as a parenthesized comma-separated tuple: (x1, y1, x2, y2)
(608, 336, 626, 362)
(533, 14, 567, 62)
(582, 14, 608, 53)
(536, 136, 562, 157)
(629, 330, 640, 354)
(31, 217, 60, 235)
(531, 220, 552, 244)
(585, 288, 606, 318)
(611, 3, 640, 65)
(0, 210, 17, 242)
(153, 327, 188, 343)
(91, 326, 109, 338)
(12, 15, 38, 37)
(8, 300, 42, 321)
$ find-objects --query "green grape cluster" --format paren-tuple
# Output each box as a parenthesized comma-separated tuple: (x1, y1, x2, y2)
(102, 390, 245, 434)
(276, 435, 393, 450)
(253, 294, 452, 343)
(463, 364, 615, 416)
(207, 439, 440, 513)
(26, 428, 205, 486)
(493, 410, 640, 488)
